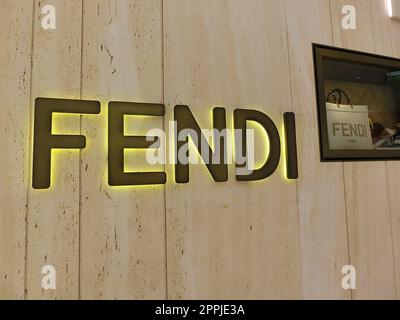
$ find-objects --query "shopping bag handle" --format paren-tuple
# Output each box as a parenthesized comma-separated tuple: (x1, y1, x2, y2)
(326, 89, 352, 106)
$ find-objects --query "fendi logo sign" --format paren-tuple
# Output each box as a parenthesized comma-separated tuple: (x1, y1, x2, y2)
(32, 98, 298, 189)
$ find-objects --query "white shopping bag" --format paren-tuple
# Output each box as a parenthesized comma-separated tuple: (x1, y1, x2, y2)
(326, 102, 373, 150)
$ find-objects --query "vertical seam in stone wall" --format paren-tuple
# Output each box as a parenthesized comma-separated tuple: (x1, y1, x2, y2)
(341, 163, 352, 300)
(161, 0, 169, 300)
(24, 0, 36, 300)
(282, 0, 303, 299)
(78, 0, 85, 300)
(328, 0, 352, 300)
(328, 0, 335, 48)
(369, 1, 377, 53)
(384, 162, 398, 299)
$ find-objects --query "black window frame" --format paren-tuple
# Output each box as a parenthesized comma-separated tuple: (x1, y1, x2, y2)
(313, 43, 400, 161)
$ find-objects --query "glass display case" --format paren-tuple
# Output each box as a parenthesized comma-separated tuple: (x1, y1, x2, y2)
(313, 43, 400, 161)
